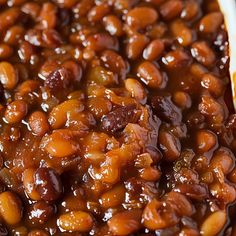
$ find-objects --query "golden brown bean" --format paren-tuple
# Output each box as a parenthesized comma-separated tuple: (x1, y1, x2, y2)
(3, 25, 24, 46)
(0, 44, 13, 59)
(199, 12, 223, 34)
(0, 8, 20, 32)
(0, 191, 23, 225)
(125, 78, 147, 103)
(100, 184, 125, 208)
(4, 100, 28, 124)
(200, 211, 226, 236)
(108, 209, 142, 235)
(58, 211, 93, 232)
(103, 15, 123, 37)
(0, 62, 19, 90)
(88, 3, 110, 22)
(126, 7, 158, 29)
(22, 168, 41, 201)
(137, 61, 163, 89)
(143, 39, 164, 61)
(160, 0, 183, 20)
(173, 91, 192, 109)
(29, 111, 50, 136)
(196, 129, 217, 153)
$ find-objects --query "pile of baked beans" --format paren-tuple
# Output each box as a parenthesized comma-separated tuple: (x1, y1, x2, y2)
(0, 0, 235, 235)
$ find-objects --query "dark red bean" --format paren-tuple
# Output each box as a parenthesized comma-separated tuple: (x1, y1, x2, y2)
(101, 104, 140, 132)
(35, 167, 63, 201)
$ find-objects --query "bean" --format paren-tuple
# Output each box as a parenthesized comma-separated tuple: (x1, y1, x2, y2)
(103, 15, 124, 37)
(87, 97, 112, 119)
(23, 168, 41, 201)
(210, 148, 234, 174)
(171, 20, 193, 46)
(28, 201, 54, 225)
(18, 41, 35, 63)
(48, 99, 84, 129)
(101, 104, 140, 132)
(101, 50, 126, 77)
(137, 61, 163, 89)
(199, 12, 223, 34)
(143, 39, 164, 61)
(151, 95, 182, 123)
(159, 129, 181, 162)
(88, 3, 110, 22)
(142, 199, 179, 230)
(201, 74, 224, 97)
(0, 8, 20, 32)
(4, 24, 24, 45)
(86, 33, 119, 52)
(41, 129, 80, 158)
(126, 7, 158, 29)
(35, 167, 63, 201)
(162, 50, 191, 69)
(200, 211, 226, 236)
(39, 2, 57, 29)
(0, 191, 23, 225)
(21, 2, 40, 20)
(29, 111, 50, 136)
(181, 0, 199, 20)
(191, 41, 216, 67)
(62, 60, 82, 83)
(139, 167, 161, 181)
(160, 0, 183, 20)
(196, 130, 217, 153)
(58, 211, 93, 232)
(0, 44, 13, 59)
(28, 230, 49, 236)
(4, 100, 28, 124)
(125, 78, 147, 103)
(100, 184, 125, 208)
(127, 34, 149, 60)
(108, 209, 142, 235)
(173, 91, 192, 109)
(0, 62, 19, 90)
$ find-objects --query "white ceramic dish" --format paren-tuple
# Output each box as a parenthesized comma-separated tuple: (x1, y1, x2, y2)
(218, 0, 236, 109)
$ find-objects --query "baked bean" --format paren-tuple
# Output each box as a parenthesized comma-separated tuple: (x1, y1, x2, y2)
(200, 211, 226, 236)
(196, 130, 217, 153)
(28, 111, 49, 136)
(39, 2, 57, 29)
(0, 62, 19, 90)
(0, 191, 23, 225)
(87, 97, 112, 119)
(137, 61, 163, 89)
(0, 7, 20, 32)
(159, 129, 181, 161)
(142, 199, 179, 230)
(4, 100, 28, 124)
(162, 50, 191, 69)
(210, 148, 234, 174)
(201, 74, 224, 97)
(35, 167, 62, 201)
(28, 230, 49, 236)
(143, 39, 164, 61)
(181, 0, 199, 20)
(100, 184, 125, 208)
(127, 34, 149, 60)
(101, 50, 126, 76)
(18, 41, 35, 63)
(88, 3, 110, 22)
(41, 129, 80, 158)
(58, 211, 93, 232)
(0, 44, 13, 59)
(21, 2, 40, 19)
(199, 12, 223, 34)
(191, 41, 216, 67)
(103, 15, 124, 37)
(160, 0, 183, 20)
(173, 91, 192, 109)
(139, 167, 161, 181)
(86, 33, 119, 52)
(125, 78, 147, 103)
(126, 7, 158, 30)
(108, 209, 142, 235)
(28, 201, 54, 225)
(171, 20, 193, 46)
(23, 168, 41, 201)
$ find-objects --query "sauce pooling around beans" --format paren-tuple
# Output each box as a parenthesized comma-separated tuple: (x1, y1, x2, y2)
(0, 0, 235, 235)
